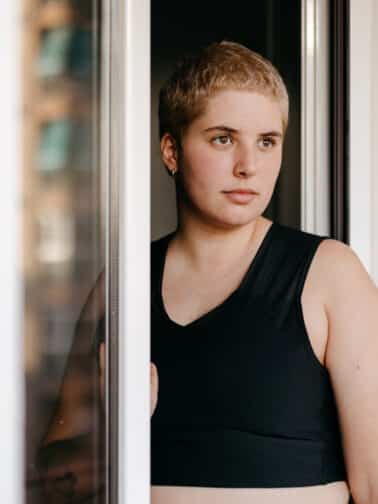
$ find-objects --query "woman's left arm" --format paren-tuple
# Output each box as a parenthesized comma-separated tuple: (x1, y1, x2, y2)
(321, 239, 378, 504)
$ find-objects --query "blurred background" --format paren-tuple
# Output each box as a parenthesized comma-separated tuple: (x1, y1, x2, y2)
(21, 1, 105, 502)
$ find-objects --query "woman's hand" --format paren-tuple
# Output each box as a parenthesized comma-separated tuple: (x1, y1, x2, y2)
(150, 362, 159, 416)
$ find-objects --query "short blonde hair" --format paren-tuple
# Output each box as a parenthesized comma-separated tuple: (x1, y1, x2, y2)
(158, 40, 289, 146)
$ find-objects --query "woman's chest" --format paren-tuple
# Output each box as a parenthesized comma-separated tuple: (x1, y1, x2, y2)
(159, 241, 328, 368)
(151, 301, 330, 439)
(151, 253, 333, 437)
(161, 258, 254, 327)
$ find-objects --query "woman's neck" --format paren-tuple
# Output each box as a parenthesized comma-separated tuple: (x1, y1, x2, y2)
(172, 213, 266, 272)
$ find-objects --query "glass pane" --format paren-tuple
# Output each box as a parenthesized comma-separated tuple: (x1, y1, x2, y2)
(22, 1, 107, 503)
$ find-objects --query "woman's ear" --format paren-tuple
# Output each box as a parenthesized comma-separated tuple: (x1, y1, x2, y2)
(160, 133, 179, 176)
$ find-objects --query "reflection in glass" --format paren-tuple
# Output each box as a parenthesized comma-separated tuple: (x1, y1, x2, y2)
(23, 1, 106, 503)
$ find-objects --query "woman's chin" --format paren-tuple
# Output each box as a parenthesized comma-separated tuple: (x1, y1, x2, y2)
(189, 201, 262, 230)
(206, 211, 258, 230)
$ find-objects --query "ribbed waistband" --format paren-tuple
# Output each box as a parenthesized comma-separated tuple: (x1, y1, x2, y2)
(151, 428, 347, 488)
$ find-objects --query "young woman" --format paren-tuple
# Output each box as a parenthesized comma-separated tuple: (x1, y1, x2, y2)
(150, 41, 378, 504)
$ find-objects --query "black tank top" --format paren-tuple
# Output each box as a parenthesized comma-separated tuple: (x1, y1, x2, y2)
(150, 221, 347, 488)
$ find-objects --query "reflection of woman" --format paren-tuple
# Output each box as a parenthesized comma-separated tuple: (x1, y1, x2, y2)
(37, 271, 106, 504)
(150, 41, 378, 504)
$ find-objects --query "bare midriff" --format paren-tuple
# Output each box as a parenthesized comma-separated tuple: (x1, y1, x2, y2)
(151, 481, 350, 504)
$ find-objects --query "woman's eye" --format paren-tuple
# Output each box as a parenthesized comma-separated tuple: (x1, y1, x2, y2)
(212, 135, 232, 145)
(258, 137, 275, 149)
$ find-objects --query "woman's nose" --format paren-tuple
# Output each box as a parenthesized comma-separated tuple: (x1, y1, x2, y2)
(233, 145, 257, 178)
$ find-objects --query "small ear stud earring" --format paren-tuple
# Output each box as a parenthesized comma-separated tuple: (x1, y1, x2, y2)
(170, 167, 178, 177)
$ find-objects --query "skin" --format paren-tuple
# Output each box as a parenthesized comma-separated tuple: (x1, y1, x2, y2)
(164, 89, 283, 239)
(150, 89, 378, 503)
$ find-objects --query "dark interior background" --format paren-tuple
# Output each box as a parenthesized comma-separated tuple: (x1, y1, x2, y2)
(151, 0, 302, 240)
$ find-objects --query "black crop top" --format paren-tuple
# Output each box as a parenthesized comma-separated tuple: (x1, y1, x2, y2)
(150, 221, 347, 488)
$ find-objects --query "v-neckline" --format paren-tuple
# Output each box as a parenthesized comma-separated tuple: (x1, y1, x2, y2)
(157, 220, 278, 330)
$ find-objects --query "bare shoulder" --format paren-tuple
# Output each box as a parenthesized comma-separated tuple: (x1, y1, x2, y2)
(315, 236, 360, 266)
(312, 238, 377, 303)
(312, 238, 378, 367)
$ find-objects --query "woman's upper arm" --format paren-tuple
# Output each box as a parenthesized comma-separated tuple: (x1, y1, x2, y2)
(321, 239, 378, 501)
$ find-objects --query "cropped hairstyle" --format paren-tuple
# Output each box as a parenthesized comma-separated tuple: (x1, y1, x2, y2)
(158, 40, 289, 148)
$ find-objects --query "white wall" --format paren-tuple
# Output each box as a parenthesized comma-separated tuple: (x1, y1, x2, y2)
(349, 0, 378, 284)
(0, 0, 24, 502)
(372, 2, 378, 284)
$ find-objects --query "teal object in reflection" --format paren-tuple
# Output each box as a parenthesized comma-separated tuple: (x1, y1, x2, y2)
(37, 27, 93, 79)
(70, 29, 93, 79)
(71, 121, 93, 171)
(38, 120, 73, 173)
(37, 27, 75, 78)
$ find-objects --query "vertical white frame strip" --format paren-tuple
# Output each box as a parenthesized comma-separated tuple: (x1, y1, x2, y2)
(349, 0, 375, 278)
(116, 0, 151, 502)
(301, 0, 330, 235)
(0, 0, 24, 503)
(372, 1, 378, 284)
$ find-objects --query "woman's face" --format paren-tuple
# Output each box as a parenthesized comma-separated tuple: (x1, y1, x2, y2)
(165, 89, 284, 229)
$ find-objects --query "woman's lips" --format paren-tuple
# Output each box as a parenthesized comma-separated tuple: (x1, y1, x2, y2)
(223, 190, 258, 204)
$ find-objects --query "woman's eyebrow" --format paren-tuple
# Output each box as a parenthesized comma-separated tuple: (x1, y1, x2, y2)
(202, 125, 239, 134)
(259, 131, 283, 138)
(202, 126, 283, 138)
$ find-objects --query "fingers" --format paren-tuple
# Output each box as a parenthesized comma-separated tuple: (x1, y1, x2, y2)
(150, 362, 157, 379)
(150, 362, 159, 416)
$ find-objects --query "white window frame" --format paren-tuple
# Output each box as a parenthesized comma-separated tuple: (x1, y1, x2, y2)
(301, 0, 330, 235)
(0, 0, 24, 502)
(110, 0, 151, 503)
(373, 2, 378, 285)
